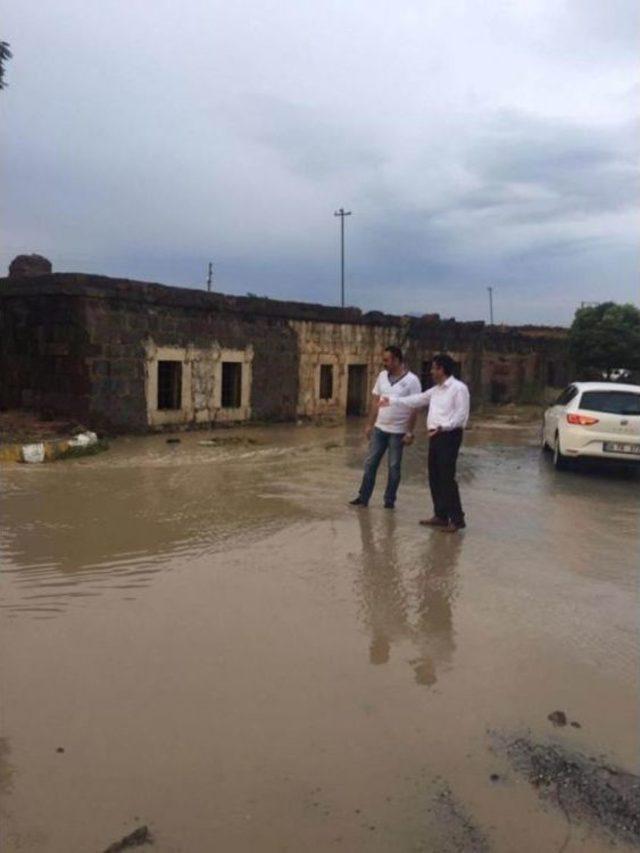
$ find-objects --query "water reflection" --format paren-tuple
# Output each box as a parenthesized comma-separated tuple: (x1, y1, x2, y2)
(356, 513, 409, 666)
(409, 533, 459, 686)
(0, 737, 13, 796)
(356, 512, 459, 686)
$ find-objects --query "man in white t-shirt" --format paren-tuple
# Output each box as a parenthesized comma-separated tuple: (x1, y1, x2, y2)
(349, 346, 421, 509)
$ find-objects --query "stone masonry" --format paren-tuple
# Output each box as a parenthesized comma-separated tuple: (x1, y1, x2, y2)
(0, 269, 570, 432)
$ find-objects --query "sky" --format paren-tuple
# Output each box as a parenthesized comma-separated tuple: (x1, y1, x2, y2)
(1, 0, 638, 324)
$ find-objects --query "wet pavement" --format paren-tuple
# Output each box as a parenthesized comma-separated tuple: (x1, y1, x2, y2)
(1, 421, 638, 852)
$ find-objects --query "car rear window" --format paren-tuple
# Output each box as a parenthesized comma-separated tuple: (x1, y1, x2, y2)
(579, 390, 640, 415)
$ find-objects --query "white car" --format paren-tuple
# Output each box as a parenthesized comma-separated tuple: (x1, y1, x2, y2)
(542, 381, 640, 470)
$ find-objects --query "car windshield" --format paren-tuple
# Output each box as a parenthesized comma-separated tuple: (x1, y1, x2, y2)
(579, 390, 640, 415)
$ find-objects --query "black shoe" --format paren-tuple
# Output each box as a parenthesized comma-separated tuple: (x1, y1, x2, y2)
(384, 502, 395, 509)
(439, 520, 466, 533)
(349, 497, 368, 507)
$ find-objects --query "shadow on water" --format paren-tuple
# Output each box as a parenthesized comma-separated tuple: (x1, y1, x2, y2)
(354, 511, 460, 688)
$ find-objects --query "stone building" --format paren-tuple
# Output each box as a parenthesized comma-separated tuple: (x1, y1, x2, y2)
(0, 266, 570, 433)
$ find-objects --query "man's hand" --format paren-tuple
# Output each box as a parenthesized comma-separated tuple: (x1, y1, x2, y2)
(402, 432, 414, 446)
(428, 426, 441, 438)
(378, 396, 391, 408)
(364, 424, 373, 440)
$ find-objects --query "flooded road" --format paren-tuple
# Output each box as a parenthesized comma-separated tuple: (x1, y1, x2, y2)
(1, 421, 638, 852)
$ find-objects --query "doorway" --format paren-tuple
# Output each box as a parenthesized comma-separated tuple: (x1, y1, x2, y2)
(347, 365, 368, 416)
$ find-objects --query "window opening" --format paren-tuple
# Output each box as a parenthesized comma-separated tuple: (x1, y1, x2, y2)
(319, 364, 333, 400)
(157, 361, 182, 410)
(347, 365, 367, 416)
(221, 362, 242, 408)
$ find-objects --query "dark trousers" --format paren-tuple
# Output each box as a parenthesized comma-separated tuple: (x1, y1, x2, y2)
(428, 428, 464, 524)
(358, 428, 405, 506)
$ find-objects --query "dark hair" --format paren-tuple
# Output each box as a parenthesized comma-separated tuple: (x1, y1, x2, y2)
(385, 345, 404, 362)
(432, 353, 456, 376)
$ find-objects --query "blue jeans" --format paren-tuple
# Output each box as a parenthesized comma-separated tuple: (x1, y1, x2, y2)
(358, 428, 405, 506)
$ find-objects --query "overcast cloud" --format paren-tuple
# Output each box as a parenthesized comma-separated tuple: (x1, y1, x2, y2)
(2, 0, 638, 323)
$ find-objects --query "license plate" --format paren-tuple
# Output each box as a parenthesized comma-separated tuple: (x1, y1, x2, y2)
(603, 441, 640, 455)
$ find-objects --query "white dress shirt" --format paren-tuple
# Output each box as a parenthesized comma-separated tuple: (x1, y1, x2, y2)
(395, 376, 470, 431)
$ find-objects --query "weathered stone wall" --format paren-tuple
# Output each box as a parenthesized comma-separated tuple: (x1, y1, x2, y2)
(405, 317, 486, 398)
(480, 326, 570, 403)
(8, 254, 53, 278)
(290, 318, 407, 418)
(80, 278, 302, 430)
(0, 275, 301, 431)
(407, 316, 569, 403)
(0, 288, 92, 420)
(0, 271, 571, 432)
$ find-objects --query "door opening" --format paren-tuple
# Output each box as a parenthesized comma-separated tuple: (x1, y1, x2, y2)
(347, 365, 368, 416)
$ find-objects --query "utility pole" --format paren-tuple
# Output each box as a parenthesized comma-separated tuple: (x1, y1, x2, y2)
(487, 286, 494, 325)
(207, 262, 213, 292)
(334, 208, 352, 307)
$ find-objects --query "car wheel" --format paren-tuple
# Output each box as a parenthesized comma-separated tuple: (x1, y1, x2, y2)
(553, 433, 570, 471)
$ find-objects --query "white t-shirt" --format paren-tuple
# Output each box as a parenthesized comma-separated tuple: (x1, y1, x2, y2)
(372, 370, 422, 433)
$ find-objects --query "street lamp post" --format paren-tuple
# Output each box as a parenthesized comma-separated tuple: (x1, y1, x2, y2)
(334, 208, 352, 307)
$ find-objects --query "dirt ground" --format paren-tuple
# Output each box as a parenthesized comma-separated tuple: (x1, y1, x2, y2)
(0, 418, 638, 852)
(0, 411, 87, 444)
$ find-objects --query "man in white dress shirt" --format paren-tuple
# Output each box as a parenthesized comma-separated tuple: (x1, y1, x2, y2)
(380, 353, 470, 532)
(349, 346, 421, 509)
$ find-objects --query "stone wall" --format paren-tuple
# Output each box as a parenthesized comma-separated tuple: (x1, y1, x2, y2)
(77, 284, 300, 430)
(0, 275, 301, 431)
(0, 271, 571, 432)
(290, 318, 406, 418)
(0, 288, 91, 420)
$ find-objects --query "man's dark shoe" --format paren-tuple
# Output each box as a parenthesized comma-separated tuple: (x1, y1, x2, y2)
(439, 520, 466, 533)
(384, 502, 395, 509)
(349, 497, 368, 507)
(419, 516, 447, 527)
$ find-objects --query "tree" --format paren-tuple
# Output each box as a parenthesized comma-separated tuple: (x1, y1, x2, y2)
(569, 302, 640, 378)
(0, 41, 12, 90)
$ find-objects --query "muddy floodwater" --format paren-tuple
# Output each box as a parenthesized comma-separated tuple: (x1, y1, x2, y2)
(1, 421, 638, 852)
